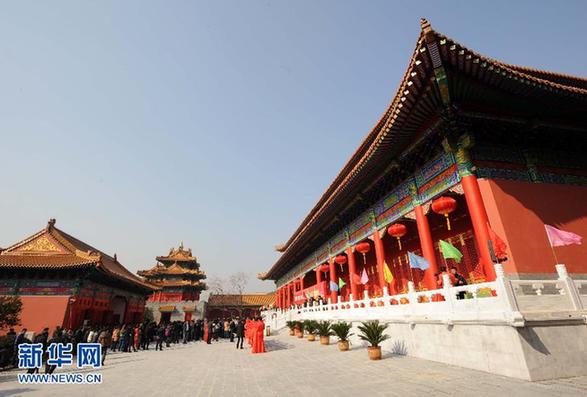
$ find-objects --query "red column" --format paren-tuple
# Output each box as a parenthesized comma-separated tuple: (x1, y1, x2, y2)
(346, 247, 359, 300)
(282, 287, 286, 308)
(373, 230, 391, 295)
(415, 204, 439, 290)
(328, 259, 338, 303)
(315, 268, 323, 298)
(461, 175, 496, 281)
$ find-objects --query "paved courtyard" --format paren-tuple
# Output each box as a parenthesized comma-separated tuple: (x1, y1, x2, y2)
(1, 330, 587, 397)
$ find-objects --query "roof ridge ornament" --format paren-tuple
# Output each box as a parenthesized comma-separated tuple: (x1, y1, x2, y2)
(420, 18, 431, 33)
(46, 218, 56, 231)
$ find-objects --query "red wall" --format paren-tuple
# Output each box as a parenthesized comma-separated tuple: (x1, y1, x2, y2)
(478, 178, 587, 275)
(17, 296, 70, 334)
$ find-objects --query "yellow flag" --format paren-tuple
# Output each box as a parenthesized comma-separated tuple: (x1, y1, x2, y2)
(383, 261, 394, 283)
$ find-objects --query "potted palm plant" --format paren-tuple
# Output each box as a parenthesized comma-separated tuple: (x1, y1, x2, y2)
(316, 320, 334, 345)
(294, 321, 303, 338)
(331, 321, 353, 351)
(286, 321, 296, 336)
(358, 320, 389, 360)
(304, 320, 318, 341)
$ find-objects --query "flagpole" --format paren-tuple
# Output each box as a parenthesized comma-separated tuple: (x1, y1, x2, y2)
(545, 225, 560, 265)
(549, 244, 560, 265)
(406, 253, 415, 288)
(391, 258, 397, 294)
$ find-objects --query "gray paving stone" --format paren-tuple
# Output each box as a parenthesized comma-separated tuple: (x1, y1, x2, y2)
(1, 331, 586, 396)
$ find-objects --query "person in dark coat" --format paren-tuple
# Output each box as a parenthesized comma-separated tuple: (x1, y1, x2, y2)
(155, 324, 165, 351)
(235, 318, 245, 349)
(44, 330, 62, 374)
(27, 328, 49, 374)
(13, 328, 30, 367)
(229, 319, 236, 343)
(207, 320, 213, 344)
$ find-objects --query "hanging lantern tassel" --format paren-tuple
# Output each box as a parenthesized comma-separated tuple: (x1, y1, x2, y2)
(387, 223, 407, 252)
(334, 255, 347, 274)
(355, 242, 371, 266)
(444, 213, 451, 231)
(431, 196, 457, 232)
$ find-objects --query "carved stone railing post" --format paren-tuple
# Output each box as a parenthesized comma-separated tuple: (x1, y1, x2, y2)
(494, 263, 525, 327)
(407, 281, 417, 313)
(556, 264, 584, 310)
(442, 274, 455, 322)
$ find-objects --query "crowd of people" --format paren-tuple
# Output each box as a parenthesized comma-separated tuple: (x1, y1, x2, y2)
(2, 315, 266, 372)
(201, 317, 265, 353)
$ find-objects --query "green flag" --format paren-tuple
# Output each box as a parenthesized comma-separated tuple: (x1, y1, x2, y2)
(338, 277, 346, 289)
(439, 239, 463, 263)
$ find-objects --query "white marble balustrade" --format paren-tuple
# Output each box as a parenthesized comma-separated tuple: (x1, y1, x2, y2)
(263, 263, 587, 330)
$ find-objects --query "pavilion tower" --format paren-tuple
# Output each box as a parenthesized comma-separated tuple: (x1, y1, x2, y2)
(138, 243, 207, 322)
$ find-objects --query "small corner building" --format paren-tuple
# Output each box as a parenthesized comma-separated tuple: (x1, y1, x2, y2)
(0, 219, 156, 334)
(206, 293, 275, 319)
(137, 243, 207, 323)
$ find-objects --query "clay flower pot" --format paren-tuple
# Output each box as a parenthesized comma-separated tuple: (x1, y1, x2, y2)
(297, 331, 304, 338)
(320, 336, 330, 345)
(338, 341, 349, 351)
(289, 330, 295, 336)
(308, 334, 316, 342)
(367, 346, 382, 360)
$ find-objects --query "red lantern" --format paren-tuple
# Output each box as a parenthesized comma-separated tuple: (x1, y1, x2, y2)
(431, 196, 457, 230)
(355, 241, 371, 264)
(318, 264, 329, 273)
(387, 223, 407, 250)
(335, 254, 347, 272)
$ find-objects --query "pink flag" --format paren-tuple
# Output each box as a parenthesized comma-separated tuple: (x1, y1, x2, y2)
(360, 268, 369, 285)
(545, 225, 582, 247)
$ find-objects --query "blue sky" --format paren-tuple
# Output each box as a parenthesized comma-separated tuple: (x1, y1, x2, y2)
(1, 1, 586, 292)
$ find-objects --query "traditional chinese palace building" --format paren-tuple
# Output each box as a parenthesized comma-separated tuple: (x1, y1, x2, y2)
(206, 293, 275, 319)
(0, 220, 155, 333)
(263, 19, 587, 310)
(137, 244, 207, 323)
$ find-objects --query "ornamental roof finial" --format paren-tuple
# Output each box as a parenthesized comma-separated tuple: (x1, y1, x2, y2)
(420, 18, 436, 43)
(420, 18, 430, 30)
(46, 218, 56, 231)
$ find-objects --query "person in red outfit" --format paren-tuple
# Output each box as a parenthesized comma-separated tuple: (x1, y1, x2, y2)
(251, 317, 265, 354)
(245, 318, 252, 346)
(203, 319, 209, 344)
(133, 325, 140, 351)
